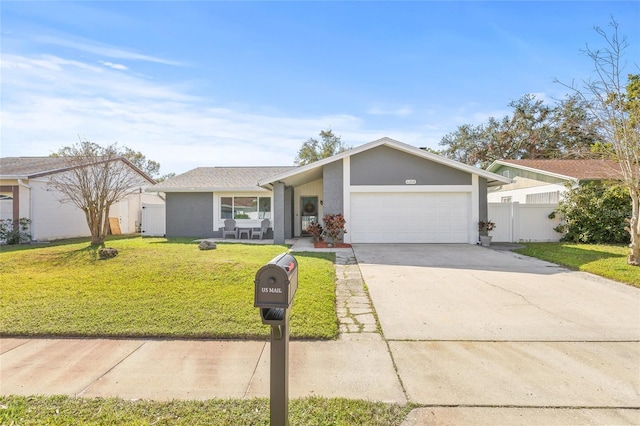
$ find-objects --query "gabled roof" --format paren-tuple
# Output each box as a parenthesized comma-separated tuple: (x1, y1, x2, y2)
(0, 157, 78, 178)
(487, 159, 621, 182)
(151, 166, 297, 192)
(258, 137, 512, 187)
(0, 156, 156, 183)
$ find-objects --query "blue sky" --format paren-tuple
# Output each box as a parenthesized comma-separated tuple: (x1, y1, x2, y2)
(2, 1, 638, 175)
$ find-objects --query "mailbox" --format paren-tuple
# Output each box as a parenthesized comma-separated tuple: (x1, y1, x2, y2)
(254, 252, 298, 425)
(254, 253, 298, 309)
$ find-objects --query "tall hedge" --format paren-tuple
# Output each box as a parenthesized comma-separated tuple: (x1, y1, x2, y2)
(554, 181, 631, 244)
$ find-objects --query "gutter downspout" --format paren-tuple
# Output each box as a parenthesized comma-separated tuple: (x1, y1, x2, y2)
(17, 179, 33, 241)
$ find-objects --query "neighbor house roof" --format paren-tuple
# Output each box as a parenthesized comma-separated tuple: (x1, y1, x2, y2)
(151, 166, 297, 192)
(487, 159, 621, 182)
(0, 156, 156, 183)
(258, 137, 513, 188)
(0, 157, 78, 178)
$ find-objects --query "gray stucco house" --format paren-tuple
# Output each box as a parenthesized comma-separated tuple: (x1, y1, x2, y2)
(150, 137, 511, 244)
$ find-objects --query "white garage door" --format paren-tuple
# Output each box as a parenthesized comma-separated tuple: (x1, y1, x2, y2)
(350, 192, 470, 243)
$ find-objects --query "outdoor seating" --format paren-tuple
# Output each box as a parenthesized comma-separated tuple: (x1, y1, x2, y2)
(222, 219, 238, 239)
(251, 219, 270, 240)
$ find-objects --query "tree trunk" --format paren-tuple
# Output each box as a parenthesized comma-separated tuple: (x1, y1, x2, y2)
(628, 189, 640, 266)
(87, 207, 104, 245)
(100, 205, 111, 243)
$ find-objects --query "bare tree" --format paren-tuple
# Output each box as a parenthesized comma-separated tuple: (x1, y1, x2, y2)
(557, 18, 640, 265)
(49, 140, 153, 245)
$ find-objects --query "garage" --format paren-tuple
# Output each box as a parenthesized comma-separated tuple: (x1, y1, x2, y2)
(349, 192, 471, 243)
(256, 137, 511, 244)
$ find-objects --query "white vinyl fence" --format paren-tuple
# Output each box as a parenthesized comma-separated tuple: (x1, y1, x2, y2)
(488, 202, 562, 243)
(141, 203, 166, 237)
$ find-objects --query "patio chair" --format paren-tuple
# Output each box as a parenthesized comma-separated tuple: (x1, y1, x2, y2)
(222, 218, 238, 239)
(251, 219, 270, 240)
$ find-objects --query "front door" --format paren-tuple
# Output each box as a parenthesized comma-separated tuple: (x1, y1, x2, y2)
(300, 196, 318, 236)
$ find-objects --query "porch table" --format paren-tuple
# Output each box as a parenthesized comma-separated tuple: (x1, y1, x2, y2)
(238, 228, 252, 239)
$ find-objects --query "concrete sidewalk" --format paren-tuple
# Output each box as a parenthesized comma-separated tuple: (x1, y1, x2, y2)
(2, 337, 638, 425)
(0, 336, 403, 402)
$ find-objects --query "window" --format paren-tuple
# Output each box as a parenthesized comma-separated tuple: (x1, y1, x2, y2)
(221, 196, 271, 219)
(502, 170, 510, 178)
(501, 196, 512, 203)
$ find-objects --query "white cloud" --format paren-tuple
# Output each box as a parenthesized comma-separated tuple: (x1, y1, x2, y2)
(0, 53, 374, 173)
(35, 35, 184, 66)
(100, 61, 128, 71)
(1, 52, 507, 174)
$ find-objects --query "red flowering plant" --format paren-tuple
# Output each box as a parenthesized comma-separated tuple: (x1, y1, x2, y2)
(322, 213, 347, 244)
(306, 221, 324, 242)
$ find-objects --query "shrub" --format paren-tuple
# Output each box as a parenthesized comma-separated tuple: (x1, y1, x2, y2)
(0, 218, 31, 244)
(478, 220, 496, 235)
(306, 221, 323, 242)
(553, 181, 631, 244)
(322, 213, 347, 243)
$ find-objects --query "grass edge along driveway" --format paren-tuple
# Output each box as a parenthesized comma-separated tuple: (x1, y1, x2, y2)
(515, 242, 639, 288)
(0, 237, 338, 339)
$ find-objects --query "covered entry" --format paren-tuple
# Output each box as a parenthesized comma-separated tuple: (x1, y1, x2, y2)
(349, 192, 471, 243)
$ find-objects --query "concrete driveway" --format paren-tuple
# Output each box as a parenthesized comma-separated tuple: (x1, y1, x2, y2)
(354, 244, 639, 341)
(353, 244, 640, 412)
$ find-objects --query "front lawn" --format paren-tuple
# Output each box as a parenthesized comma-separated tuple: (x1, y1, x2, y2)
(515, 243, 640, 288)
(0, 237, 338, 339)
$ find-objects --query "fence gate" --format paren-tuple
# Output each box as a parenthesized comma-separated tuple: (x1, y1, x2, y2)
(141, 203, 165, 237)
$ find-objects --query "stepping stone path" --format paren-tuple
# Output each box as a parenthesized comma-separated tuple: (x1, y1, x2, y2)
(333, 250, 380, 339)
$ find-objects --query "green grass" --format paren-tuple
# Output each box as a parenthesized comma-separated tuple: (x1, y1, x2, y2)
(515, 243, 640, 288)
(0, 237, 338, 339)
(0, 395, 415, 426)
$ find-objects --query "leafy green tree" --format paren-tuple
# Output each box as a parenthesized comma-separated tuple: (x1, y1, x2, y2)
(294, 130, 350, 166)
(438, 94, 598, 169)
(554, 181, 631, 244)
(121, 147, 161, 178)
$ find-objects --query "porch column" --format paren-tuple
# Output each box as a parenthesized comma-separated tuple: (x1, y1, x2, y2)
(273, 182, 286, 245)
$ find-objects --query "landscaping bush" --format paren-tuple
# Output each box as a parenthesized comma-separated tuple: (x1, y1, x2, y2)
(0, 218, 31, 244)
(322, 213, 347, 243)
(553, 181, 631, 244)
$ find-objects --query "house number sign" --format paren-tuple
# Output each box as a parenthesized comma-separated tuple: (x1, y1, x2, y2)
(405, 179, 417, 185)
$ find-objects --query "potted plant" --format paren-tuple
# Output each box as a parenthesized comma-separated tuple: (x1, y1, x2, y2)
(323, 213, 347, 246)
(478, 220, 496, 247)
(306, 221, 324, 243)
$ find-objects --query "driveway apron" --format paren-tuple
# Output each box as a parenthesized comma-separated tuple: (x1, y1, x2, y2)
(353, 244, 640, 410)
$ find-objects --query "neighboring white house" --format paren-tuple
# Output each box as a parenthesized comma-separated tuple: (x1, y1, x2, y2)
(486, 159, 621, 204)
(0, 157, 164, 241)
(486, 159, 621, 243)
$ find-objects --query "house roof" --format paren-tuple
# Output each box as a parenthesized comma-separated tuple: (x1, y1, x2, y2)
(0, 156, 156, 183)
(257, 137, 513, 188)
(487, 159, 621, 182)
(151, 166, 297, 192)
(0, 157, 77, 178)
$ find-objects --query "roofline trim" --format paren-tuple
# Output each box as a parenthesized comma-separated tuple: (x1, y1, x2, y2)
(487, 160, 580, 182)
(2, 157, 156, 184)
(146, 187, 272, 193)
(259, 137, 512, 186)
